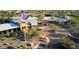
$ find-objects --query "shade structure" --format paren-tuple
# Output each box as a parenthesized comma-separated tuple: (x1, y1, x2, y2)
(0, 23, 19, 32)
(43, 16, 70, 22)
(10, 17, 38, 26)
(0, 17, 38, 32)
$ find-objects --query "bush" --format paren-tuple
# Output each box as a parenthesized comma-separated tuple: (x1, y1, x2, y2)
(73, 29, 79, 35)
(60, 38, 76, 48)
(49, 24, 59, 30)
(6, 46, 15, 49)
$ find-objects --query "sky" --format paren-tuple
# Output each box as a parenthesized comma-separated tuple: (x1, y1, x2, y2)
(0, 0, 79, 10)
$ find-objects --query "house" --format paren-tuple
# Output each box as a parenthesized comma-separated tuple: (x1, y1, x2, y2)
(0, 17, 38, 36)
(10, 17, 38, 26)
(43, 16, 71, 23)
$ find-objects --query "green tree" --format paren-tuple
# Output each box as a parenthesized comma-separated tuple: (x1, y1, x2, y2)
(26, 27, 44, 39)
(60, 38, 76, 48)
(70, 17, 79, 35)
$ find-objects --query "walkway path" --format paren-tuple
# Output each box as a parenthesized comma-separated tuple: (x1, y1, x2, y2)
(42, 26, 67, 39)
(65, 28, 79, 39)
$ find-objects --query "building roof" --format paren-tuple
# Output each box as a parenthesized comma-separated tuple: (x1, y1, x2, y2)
(43, 16, 71, 22)
(0, 23, 19, 32)
(10, 17, 38, 26)
(0, 17, 38, 32)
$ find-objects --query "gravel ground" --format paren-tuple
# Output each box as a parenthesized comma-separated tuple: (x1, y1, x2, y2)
(0, 37, 26, 49)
